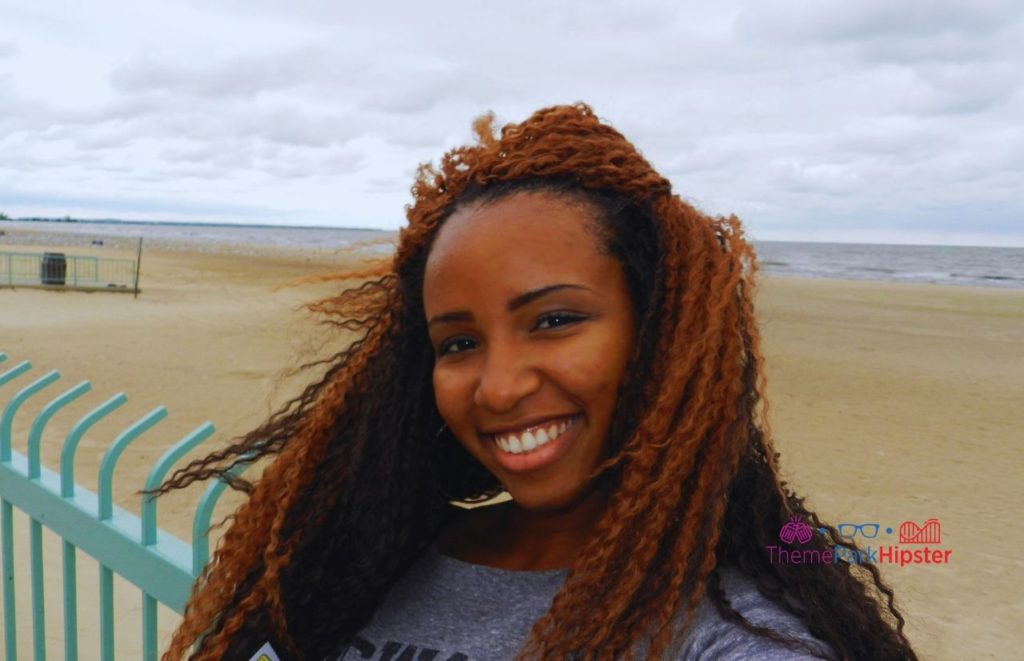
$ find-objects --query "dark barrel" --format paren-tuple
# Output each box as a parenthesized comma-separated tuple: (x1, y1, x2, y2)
(41, 252, 67, 285)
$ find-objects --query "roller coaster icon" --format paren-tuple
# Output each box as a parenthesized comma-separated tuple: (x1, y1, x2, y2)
(898, 518, 941, 544)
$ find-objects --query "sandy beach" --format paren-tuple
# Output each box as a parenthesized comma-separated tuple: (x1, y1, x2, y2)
(1, 231, 1021, 659)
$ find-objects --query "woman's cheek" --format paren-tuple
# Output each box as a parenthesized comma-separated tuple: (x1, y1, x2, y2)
(434, 369, 475, 430)
(432, 371, 457, 419)
(557, 345, 614, 394)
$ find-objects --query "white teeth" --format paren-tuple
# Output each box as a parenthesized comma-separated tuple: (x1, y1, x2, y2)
(492, 415, 578, 455)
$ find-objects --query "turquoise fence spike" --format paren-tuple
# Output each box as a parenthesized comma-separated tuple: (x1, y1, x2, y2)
(1, 369, 59, 462)
(96, 406, 165, 661)
(0, 359, 31, 388)
(30, 517, 45, 661)
(56, 392, 125, 661)
(2, 498, 16, 661)
(0, 365, 59, 661)
(62, 539, 78, 661)
(192, 458, 252, 577)
(0, 352, 6, 363)
(28, 381, 91, 480)
(24, 381, 89, 661)
(139, 421, 214, 661)
(97, 407, 167, 521)
(55, 382, 118, 661)
(60, 392, 125, 498)
(142, 592, 157, 661)
(100, 563, 114, 660)
(141, 422, 216, 546)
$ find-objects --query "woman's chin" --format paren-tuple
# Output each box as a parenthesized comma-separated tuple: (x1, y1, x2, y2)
(504, 481, 603, 514)
(507, 490, 576, 512)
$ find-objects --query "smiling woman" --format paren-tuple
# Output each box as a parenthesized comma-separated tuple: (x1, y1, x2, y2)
(156, 104, 920, 660)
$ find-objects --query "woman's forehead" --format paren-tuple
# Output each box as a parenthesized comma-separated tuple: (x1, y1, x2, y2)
(427, 193, 602, 264)
(423, 193, 612, 302)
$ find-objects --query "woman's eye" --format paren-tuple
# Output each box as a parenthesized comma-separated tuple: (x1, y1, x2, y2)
(438, 337, 474, 356)
(534, 311, 586, 330)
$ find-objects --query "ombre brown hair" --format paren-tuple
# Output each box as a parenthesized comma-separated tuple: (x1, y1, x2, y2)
(160, 103, 918, 660)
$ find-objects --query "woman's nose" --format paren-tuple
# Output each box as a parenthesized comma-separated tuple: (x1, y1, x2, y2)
(472, 340, 542, 412)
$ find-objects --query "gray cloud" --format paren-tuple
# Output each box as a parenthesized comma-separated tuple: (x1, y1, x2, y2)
(735, 0, 1021, 44)
(321, 148, 367, 175)
(110, 48, 339, 99)
(362, 67, 467, 115)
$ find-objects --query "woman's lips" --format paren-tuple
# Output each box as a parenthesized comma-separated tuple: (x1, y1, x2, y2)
(485, 414, 583, 473)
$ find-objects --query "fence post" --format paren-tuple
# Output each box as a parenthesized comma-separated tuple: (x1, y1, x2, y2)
(140, 421, 215, 660)
(2, 497, 13, 661)
(25, 380, 91, 661)
(133, 238, 143, 299)
(2, 367, 60, 661)
(96, 407, 167, 660)
(191, 460, 250, 577)
(59, 392, 126, 660)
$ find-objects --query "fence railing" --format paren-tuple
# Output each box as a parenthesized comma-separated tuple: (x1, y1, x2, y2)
(0, 251, 138, 292)
(0, 351, 244, 660)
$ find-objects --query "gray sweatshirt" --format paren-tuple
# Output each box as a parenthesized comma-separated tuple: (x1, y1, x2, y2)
(330, 546, 836, 660)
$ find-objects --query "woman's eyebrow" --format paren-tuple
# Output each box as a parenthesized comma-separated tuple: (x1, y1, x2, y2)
(427, 283, 592, 328)
(505, 284, 589, 313)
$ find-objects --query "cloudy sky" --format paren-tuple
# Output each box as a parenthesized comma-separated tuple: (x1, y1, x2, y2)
(1, 1, 1022, 245)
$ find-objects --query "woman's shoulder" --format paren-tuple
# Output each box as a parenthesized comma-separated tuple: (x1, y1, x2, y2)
(673, 566, 837, 660)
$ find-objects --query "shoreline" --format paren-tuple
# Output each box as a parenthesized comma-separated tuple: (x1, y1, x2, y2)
(3, 225, 1021, 291)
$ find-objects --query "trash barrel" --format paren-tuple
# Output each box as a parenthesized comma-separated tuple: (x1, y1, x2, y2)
(41, 252, 67, 285)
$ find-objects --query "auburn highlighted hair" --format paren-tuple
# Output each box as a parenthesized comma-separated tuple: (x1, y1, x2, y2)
(160, 103, 918, 660)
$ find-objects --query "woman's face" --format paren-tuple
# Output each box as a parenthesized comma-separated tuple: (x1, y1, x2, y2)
(423, 191, 637, 511)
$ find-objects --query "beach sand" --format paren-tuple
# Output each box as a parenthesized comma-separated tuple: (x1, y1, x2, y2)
(1, 234, 1021, 659)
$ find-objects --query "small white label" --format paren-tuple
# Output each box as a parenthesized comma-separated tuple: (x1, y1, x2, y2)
(249, 641, 281, 661)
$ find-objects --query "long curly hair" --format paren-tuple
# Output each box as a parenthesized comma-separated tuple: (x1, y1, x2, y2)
(160, 103, 918, 660)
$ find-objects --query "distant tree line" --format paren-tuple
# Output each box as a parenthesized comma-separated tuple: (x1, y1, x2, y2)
(0, 214, 82, 223)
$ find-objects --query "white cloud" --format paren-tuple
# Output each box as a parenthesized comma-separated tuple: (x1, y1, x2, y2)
(734, 0, 1019, 44)
(108, 47, 349, 99)
(0, 0, 1021, 244)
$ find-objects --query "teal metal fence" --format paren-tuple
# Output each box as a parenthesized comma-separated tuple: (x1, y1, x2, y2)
(0, 251, 137, 292)
(0, 351, 245, 660)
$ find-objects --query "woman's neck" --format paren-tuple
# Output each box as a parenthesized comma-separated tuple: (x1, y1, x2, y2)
(439, 488, 609, 571)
